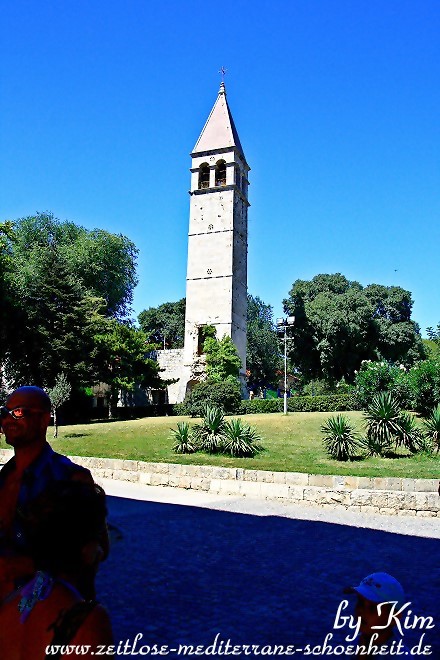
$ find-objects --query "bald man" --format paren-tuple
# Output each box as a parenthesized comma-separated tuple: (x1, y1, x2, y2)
(0, 386, 105, 599)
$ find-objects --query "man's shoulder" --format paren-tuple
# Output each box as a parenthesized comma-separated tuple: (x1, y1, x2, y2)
(38, 445, 93, 482)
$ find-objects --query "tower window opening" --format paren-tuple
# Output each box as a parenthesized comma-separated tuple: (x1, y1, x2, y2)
(199, 163, 210, 189)
(197, 324, 216, 356)
(215, 160, 227, 187)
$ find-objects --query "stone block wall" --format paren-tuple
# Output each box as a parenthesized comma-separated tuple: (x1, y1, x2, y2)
(156, 349, 184, 403)
(1, 449, 437, 517)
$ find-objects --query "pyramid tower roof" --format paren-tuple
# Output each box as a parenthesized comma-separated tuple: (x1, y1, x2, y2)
(192, 82, 245, 159)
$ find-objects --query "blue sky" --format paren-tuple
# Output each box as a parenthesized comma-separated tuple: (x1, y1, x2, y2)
(1, 1, 439, 334)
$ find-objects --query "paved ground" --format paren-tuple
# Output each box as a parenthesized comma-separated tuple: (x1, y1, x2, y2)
(96, 480, 440, 658)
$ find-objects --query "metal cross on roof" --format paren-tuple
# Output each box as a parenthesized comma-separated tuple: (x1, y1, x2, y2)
(219, 66, 227, 82)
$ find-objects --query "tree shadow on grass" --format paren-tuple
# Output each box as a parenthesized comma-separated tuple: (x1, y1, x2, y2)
(98, 496, 440, 657)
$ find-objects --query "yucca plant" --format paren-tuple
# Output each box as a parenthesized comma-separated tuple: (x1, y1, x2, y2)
(222, 418, 263, 457)
(170, 421, 196, 454)
(363, 391, 402, 455)
(359, 433, 392, 458)
(192, 405, 226, 454)
(321, 414, 359, 461)
(423, 405, 440, 453)
(395, 411, 424, 454)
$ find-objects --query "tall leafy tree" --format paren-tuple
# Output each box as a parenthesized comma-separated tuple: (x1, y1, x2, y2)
(246, 294, 281, 387)
(283, 273, 424, 383)
(1, 212, 144, 391)
(363, 284, 424, 364)
(3, 246, 97, 388)
(138, 299, 186, 348)
(64, 228, 138, 318)
(0, 221, 15, 351)
(11, 212, 138, 319)
(92, 320, 163, 416)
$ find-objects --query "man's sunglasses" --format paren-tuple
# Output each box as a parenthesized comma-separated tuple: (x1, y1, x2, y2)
(0, 406, 47, 420)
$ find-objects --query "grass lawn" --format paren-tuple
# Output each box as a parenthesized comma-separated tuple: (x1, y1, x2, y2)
(2, 411, 438, 478)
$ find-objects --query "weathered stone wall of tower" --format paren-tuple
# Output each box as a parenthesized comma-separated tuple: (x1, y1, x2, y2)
(231, 190, 248, 372)
(183, 153, 249, 381)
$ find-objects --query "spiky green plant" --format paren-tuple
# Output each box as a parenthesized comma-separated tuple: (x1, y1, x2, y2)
(321, 414, 359, 461)
(192, 404, 226, 454)
(423, 405, 440, 453)
(395, 411, 424, 454)
(363, 392, 402, 454)
(222, 418, 263, 457)
(359, 433, 392, 458)
(170, 421, 196, 454)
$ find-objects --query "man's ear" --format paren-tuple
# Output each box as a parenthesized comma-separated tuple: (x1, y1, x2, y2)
(81, 540, 102, 567)
(40, 411, 51, 430)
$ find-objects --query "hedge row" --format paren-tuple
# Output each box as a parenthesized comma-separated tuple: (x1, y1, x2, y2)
(239, 394, 361, 415)
(172, 394, 361, 417)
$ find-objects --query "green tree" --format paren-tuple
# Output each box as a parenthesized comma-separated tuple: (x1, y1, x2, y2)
(92, 320, 163, 417)
(3, 247, 100, 388)
(246, 294, 281, 387)
(11, 212, 138, 319)
(0, 221, 15, 351)
(47, 373, 72, 438)
(2, 212, 140, 389)
(426, 323, 440, 342)
(64, 227, 138, 318)
(203, 335, 242, 383)
(283, 273, 424, 383)
(138, 299, 186, 348)
(363, 284, 425, 365)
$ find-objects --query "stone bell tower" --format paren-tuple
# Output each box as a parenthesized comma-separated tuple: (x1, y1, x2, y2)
(179, 82, 250, 398)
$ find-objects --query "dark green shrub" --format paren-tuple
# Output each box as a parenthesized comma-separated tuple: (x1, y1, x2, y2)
(183, 380, 242, 417)
(240, 398, 282, 414)
(321, 415, 359, 461)
(354, 361, 411, 409)
(288, 394, 360, 412)
(170, 422, 196, 454)
(240, 394, 360, 415)
(172, 403, 188, 416)
(407, 358, 440, 415)
(222, 418, 263, 457)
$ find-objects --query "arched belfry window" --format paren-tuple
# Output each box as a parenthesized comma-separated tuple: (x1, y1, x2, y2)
(199, 163, 210, 189)
(215, 160, 226, 187)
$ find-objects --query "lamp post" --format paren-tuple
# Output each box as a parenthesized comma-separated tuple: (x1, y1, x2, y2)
(276, 316, 295, 415)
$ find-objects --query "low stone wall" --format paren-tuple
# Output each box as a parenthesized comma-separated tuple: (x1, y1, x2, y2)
(0, 449, 437, 517)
